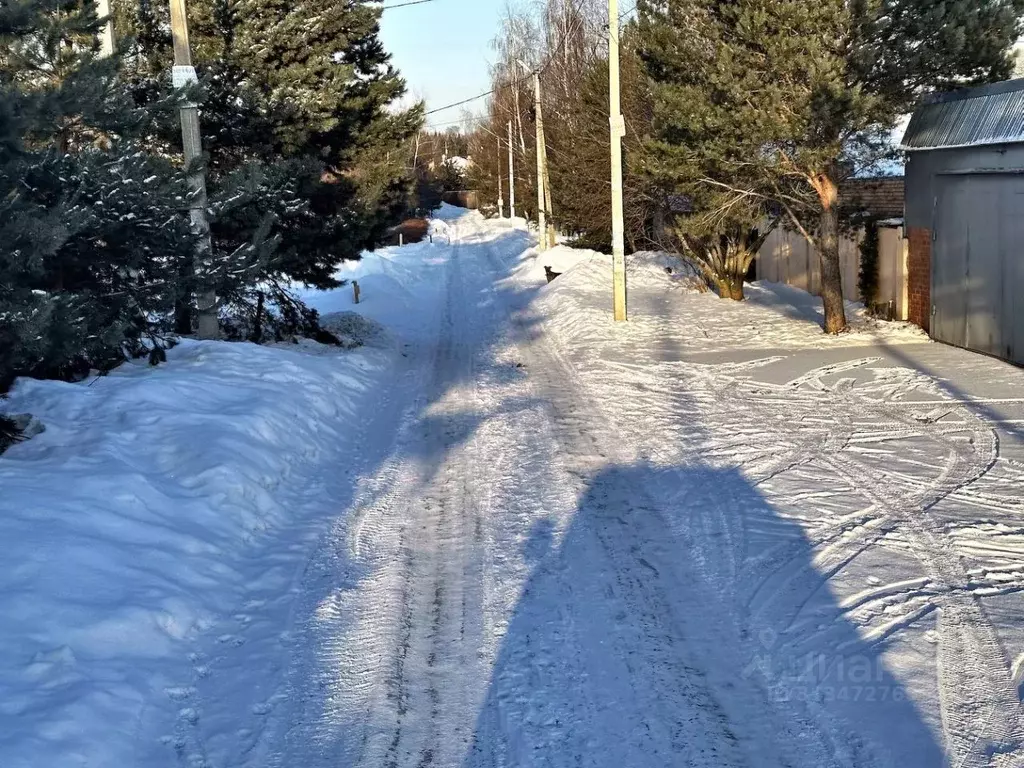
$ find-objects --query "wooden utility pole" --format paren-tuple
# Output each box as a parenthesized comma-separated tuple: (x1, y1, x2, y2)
(95, 0, 115, 56)
(169, 0, 218, 339)
(533, 71, 549, 250)
(497, 136, 504, 217)
(609, 0, 627, 321)
(508, 121, 516, 219)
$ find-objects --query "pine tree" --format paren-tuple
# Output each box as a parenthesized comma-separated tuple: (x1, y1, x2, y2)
(640, 0, 1024, 332)
(0, 0, 193, 390)
(543, 34, 656, 254)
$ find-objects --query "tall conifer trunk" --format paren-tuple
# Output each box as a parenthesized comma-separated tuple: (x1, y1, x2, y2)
(812, 170, 847, 334)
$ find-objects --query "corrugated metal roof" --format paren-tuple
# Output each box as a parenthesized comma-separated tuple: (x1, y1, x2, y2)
(900, 78, 1024, 151)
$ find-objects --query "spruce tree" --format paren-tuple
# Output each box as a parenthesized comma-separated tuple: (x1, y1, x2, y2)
(228, 0, 423, 259)
(115, 0, 423, 340)
(0, 0, 193, 390)
(544, 38, 657, 254)
(640, 0, 1024, 332)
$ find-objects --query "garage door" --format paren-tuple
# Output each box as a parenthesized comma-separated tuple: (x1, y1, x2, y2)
(932, 174, 1024, 364)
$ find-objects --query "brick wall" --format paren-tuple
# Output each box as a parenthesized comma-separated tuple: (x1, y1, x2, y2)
(907, 226, 931, 331)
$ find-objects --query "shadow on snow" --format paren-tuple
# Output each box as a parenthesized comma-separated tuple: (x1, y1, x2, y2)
(256, 222, 946, 767)
(461, 459, 944, 767)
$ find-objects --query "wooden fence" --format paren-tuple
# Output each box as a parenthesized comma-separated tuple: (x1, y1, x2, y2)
(756, 224, 908, 319)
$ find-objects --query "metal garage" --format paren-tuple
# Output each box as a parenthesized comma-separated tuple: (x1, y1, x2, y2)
(902, 78, 1024, 366)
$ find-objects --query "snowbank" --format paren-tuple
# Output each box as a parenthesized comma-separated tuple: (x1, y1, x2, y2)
(320, 310, 387, 349)
(517, 243, 926, 353)
(0, 218, 469, 767)
(530, 243, 608, 281)
(293, 238, 452, 343)
(525, 245, 703, 290)
(0, 339, 392, 767)
(430, 201, 471, 221)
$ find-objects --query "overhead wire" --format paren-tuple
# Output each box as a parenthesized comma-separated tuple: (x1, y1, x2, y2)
(375, 0, 445, 11)
(421, 0, 588, 120)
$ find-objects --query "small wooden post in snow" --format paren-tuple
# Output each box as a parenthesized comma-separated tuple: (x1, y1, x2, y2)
(353, 280, 360, 304)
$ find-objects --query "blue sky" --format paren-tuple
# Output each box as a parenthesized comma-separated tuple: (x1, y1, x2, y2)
(379, 0, 505, 129)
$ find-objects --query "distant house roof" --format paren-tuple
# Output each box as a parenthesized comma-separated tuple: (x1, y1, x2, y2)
(901, 78, 1024, 151)
(841, 177, 905, 219)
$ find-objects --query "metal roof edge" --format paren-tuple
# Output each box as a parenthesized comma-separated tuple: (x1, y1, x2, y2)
(900, 138, 1024, 152)
(921, 77, 1024, 106)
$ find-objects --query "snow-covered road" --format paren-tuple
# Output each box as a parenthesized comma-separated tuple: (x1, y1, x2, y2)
(5, 207, 1024, 767)
(257, 209, 1024, 767)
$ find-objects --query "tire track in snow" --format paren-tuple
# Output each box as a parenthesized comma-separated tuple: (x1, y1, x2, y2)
(371, 238, 486, 768)
(483, 244, 767, 768)
(729, 368, 1024, 766)
(533, 279, 1024, 768)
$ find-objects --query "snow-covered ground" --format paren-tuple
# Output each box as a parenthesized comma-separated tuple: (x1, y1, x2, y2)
(3, 206, 1024, 767)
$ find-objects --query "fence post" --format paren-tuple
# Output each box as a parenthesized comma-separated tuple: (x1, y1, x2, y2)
(353, 280, 360, 305)
(900, 228, 910, 320)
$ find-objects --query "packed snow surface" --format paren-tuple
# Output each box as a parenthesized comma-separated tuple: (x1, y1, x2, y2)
(3, 207, 1024, 768)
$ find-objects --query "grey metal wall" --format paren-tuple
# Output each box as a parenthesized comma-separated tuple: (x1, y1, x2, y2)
(924, 169, 1024, 364)
(905, 143, 1024, 365)
(905, 144, 1024, 229)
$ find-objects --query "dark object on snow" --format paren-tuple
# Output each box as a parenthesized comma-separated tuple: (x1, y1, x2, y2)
(0, 413, 44, 455)
(0, 416, 21, 454)
(544, 265, 562, 283)
(441, 190, 480, 209)
(869, 300, 897, 321)
(386, 218, 429, 246)
(312, 327, 343, 347)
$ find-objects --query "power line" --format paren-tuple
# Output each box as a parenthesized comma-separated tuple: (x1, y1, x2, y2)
(424, 88, 500, 116)
(422, 0, 590, 130)
(375, 0, 443, 11)
(424, 0, 587, 117)
(618, 1, 638, 20)
(424, 117, 470, 129)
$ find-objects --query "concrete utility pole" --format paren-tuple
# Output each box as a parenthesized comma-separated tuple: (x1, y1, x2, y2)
(497, 136, 504, 218)
(533, 71, 549, 250)
(94, 0, 115, 56)
(609, 0, 627, 321)
(169, 0, 218, 339)
(508, 120, 516, 219)
(543, 159, 555, 246)
(536, 72, 556, 246)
